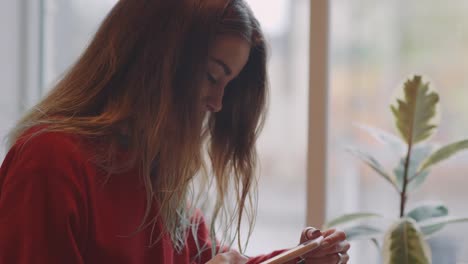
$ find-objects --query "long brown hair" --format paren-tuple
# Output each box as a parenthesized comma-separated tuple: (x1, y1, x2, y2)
(9, 0, 268, 253)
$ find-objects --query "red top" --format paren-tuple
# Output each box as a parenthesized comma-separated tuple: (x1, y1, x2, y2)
(0, 130, 285, 264)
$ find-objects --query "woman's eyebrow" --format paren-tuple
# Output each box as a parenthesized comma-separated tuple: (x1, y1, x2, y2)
(209, 57, 232, 76)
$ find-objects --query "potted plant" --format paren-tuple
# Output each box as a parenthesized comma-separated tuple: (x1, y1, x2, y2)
(325, 75, 468, 263)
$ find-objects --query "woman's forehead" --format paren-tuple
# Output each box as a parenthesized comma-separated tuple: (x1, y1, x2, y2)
(208, 35, 251, 77)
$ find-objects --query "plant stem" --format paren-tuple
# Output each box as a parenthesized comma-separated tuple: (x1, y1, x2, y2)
(400, 142, 413, 218)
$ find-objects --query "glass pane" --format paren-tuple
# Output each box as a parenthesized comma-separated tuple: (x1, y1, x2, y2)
(0, 1, 21, 158)
(41, 0, 310, 256)
(42, 0, 118, 88)
(243, 0, 310, 255)
(329, 0, 468, 263)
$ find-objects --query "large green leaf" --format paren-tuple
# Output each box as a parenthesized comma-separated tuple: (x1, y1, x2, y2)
(383, 218, 432, 264)
(347, 147, 398, 190)
(354, 124, 405, 154)
(343, 224, 383, 240)
(325, 212, 383, 228)
(393, 144, 434, 191)
(390, 75, 439, 145)
(419, 139, 468, 172)
(406, 202, 448, 231)
(418, 216, 468, 237)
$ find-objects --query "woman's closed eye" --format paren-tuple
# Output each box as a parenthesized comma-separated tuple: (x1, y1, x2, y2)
(206, 73, 218, 85)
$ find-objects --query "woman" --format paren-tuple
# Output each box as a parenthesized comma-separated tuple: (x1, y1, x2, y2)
(0, 0, 349, 263)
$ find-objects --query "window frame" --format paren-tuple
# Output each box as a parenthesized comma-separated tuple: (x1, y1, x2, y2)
(306, 0, 329, 228)
(18, 0, 43, 111)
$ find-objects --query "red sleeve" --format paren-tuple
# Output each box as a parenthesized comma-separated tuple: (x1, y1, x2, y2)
(0, 132, 87, 264)
(186, 209, 288, 264)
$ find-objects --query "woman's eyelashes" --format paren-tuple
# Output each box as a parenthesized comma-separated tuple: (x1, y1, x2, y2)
(206, 72, 218, 85)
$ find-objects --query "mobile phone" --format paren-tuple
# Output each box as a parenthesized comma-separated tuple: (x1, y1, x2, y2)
(259, 236, 324, 264)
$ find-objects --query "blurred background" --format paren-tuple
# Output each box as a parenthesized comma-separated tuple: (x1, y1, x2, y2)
(1, 0, 467, 263)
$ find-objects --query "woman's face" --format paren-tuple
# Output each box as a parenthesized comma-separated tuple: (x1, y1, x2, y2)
(201, 34, 251, 112)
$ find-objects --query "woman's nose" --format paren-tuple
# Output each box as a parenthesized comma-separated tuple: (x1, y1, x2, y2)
(207, 85, 225, 112)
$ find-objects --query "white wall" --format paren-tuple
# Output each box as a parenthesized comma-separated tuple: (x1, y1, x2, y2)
(0, 0, 41, 157)
(0, 0, 20, 155)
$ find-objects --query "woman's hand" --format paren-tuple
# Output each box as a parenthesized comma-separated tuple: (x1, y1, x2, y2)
(205, 250, 248, 264)
(290, 227, 350, 264)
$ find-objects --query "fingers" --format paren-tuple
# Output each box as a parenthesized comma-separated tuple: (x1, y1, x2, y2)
(340, 253, 350, 263)
(305, 241, 350, 258)
(302, 240, 349, 259)
(304, 253, 350, 264)
(300, 229, 349, 260)
(321, 228, 336, 238)
(320, 229, 346, 248)
(299, 227, 322, 244)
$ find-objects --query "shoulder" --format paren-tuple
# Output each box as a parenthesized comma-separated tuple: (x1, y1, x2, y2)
(1, 127, 91, 191)
(10, 127, 88, 166)
(15, 127, 84, 155)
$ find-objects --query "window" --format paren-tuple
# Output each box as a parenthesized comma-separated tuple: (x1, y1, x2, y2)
(0, 1, 21, 154)
(0, 0, 42, 158)
(41, 0, 118, 89)
(5, 0, 466, 262)
(243, 0, 310, 255)
(329, 0, 468, 262)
